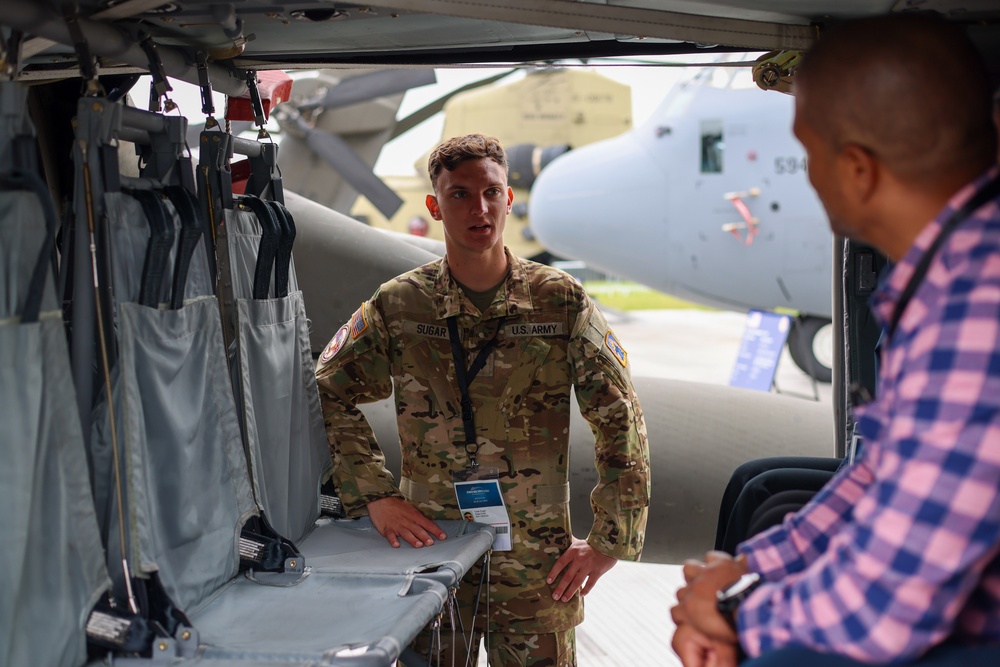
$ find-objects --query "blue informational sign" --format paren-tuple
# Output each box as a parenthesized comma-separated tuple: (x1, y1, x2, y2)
(729, 310, 792, 392)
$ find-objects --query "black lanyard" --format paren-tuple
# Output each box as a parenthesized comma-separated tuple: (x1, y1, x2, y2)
(887, 173, 1000, 342)
(447, 315, 507, 468)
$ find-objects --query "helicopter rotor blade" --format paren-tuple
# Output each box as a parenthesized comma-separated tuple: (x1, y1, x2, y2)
(299, 117, 403, 218)
(300, 69, 437, 112)
(391, 69, 516, 139)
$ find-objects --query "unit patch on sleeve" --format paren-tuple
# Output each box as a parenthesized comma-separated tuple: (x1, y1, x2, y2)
(504, 322, 565, 337)
(321, 324, 350, 363)
(605, 329, 628, 367)
(350, 304, 369, 339)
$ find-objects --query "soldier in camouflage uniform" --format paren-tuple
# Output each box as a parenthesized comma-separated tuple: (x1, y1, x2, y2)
(315, 134, 650, 666)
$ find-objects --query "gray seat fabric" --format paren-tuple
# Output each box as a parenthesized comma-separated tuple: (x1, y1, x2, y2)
(93, 188, 247, 611)
(300, 518, 494, 588)
(223, 200, 330, 543)
(114, 296, 257, 612)
(0, 185, 110, 667)
(92, 191, 215, 540)
(236, 291, 331, 544)
(188, 573, 448, 666)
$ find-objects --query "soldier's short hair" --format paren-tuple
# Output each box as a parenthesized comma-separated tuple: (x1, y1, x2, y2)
(428, 134, 508, 190)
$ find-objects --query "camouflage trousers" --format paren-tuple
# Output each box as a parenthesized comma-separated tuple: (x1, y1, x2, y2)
(409, 625, 576, 667)
(406, 573, 577, 667)
(481, 629, 576, 667)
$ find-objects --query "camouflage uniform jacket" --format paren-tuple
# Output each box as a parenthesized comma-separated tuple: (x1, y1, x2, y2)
(315, 249, 650, 633)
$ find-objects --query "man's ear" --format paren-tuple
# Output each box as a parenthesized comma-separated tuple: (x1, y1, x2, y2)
(839, 143, 880, 205)
(426, 194, 441, 220)
(506, 186, 514, 212)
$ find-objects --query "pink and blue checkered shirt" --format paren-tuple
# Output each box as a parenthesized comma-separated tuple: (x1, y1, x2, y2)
(737, 168, 1000, 662)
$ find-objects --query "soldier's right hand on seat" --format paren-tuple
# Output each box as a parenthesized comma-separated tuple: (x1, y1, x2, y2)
(367, 496, 448, 548)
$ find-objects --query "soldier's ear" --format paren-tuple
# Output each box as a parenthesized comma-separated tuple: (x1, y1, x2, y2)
(426, 194, 441, 220)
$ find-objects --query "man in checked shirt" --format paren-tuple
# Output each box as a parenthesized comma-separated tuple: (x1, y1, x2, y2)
(671, 13, 1000, 667)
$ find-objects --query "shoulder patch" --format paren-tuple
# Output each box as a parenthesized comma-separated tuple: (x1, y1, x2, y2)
(605, 329, 628, 367)
(350, 304, 369, 339)
(321, 324, 350, 363)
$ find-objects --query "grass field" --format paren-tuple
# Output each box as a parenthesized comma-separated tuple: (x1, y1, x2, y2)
(582, 281, 714, 311)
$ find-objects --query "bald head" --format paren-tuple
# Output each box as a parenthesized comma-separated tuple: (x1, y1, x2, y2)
(795, 13, 996, 190)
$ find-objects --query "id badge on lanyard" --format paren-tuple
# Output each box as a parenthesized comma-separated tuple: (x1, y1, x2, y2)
(448, 315, 512, 550)
(453, 466, 511, 551)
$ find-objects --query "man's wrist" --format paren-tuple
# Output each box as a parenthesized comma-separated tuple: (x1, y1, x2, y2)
(716, 571, 761, 632)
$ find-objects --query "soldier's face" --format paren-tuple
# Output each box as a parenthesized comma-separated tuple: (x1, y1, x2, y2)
(426, 158, 513, 256)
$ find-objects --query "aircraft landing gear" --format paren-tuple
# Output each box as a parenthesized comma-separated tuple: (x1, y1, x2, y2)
(788, 316, 833, 383)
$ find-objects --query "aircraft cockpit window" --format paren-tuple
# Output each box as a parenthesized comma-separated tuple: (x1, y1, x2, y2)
(701, 120, 723, 173)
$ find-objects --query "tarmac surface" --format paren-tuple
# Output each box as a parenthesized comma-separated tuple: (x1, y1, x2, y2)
(474, 308, 836, 666)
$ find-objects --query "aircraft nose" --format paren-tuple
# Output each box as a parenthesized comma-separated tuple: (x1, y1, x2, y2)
(529, 132, 667, 285)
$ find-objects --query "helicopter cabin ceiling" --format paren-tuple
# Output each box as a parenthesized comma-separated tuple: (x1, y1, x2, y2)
(2, 1, 1000, 95)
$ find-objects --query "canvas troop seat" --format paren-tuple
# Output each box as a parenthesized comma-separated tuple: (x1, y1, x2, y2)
(75, 100, 459, 666)
(0, 81, 110, 667)
(298, 518, 494, 588)
(224, 191, 331, 544)
(105, 280, 451, 666)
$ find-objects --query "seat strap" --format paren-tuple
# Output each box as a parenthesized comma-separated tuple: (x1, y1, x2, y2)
(1, 170, 57, 323)
(265, 199, 296, 298)
(239, 195, 281, 300)
(126, 188, 175, 308)
(162, 185, 204, 309)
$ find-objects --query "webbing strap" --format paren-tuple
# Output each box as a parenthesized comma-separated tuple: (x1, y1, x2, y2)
(162, 185, 204, 309)
(65, 7, 101, 95)
(265, 200, 295, 299)
(239, 195, 281, 300)
(2, 170, 58, 322)
(126, 188, 174, 308)
(138, 35, 171, 112)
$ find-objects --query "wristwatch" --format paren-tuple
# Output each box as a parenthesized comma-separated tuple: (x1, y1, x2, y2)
(716, 572, 762, 629)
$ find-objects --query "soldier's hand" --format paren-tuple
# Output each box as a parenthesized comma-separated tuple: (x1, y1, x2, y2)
(546, 536, 617, 602)
(367, 496, 447, 548)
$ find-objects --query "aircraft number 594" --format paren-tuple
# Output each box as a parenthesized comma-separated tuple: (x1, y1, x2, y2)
(774, 156, 808, 174)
